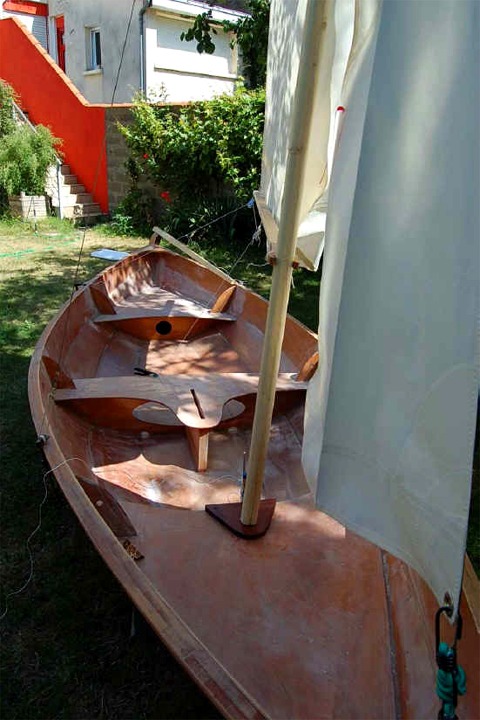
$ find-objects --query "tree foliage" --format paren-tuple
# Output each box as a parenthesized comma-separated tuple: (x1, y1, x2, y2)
(0, 124, 61, 196)
(0, 79, 17, 139)
(180, 13, 217, 55)
(0, 80, 61, 200)
(180, 0, 270, 89)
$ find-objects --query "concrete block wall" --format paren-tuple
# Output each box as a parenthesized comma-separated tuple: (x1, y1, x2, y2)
(105, 106, 134, 212)
(105, 103, 185, 214)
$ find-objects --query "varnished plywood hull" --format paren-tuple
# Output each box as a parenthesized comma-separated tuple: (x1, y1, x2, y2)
(29, 247, 479, 720)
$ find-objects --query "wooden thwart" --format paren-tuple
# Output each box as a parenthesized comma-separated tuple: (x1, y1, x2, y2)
(54, 373, 307, 431)
(94, 308, 235, 323)
(90, 279, 237, 341)
(56, 373, 307, 471)
(93, 312, 235, 341)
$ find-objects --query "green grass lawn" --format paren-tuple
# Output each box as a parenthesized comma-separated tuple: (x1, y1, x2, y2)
(0, 216, 477, 719)
(0, 218, 223, 720)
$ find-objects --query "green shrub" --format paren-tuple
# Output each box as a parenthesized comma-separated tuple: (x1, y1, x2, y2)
(118, 87, 265, 237)
(0, 124, 61, 196)
(0, 79, 17, 139)
(120, 86, 265, 203)
(162, 194, 254, 245)
(106, 191, 154, 236)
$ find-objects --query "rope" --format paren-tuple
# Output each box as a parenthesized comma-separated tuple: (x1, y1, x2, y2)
(0, 457, 90, 621)
(176, 201, 251, 243)
(110, 0, 137, 105)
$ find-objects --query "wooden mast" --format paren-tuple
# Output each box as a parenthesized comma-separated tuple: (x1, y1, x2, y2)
(240, 0, 329, 526)
(206, 0, 329, 535)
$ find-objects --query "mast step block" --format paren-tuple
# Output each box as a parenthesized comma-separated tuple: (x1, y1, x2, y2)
(205, 499, 276, 539)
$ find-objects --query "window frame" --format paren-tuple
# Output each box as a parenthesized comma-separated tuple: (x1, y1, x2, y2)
(87, 26, 102, 70)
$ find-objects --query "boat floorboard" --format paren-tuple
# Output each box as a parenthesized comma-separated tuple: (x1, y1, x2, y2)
(96, 332, 250, 378)
(118, 494, 395, 720)
(86, 422, 394, 719)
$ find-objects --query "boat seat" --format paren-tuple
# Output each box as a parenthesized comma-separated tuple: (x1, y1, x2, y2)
(94, 307, 236, 322)
(93, 308, 235, 341)
(91, 286, 237, 340)
(54, 373, 308, 471)
(54, 373, 307, 430)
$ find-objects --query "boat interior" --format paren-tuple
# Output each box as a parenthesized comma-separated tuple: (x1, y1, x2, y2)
(31, 247, 479, 720)
(40, 247, 318, 504)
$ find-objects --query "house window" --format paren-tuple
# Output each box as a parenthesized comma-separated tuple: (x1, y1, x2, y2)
(87, 27, 102, 70)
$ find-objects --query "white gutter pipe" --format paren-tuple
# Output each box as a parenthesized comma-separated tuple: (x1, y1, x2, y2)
(139, 0, 152, 95)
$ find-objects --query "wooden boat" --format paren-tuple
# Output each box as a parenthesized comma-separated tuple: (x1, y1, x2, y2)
(29, 236, 479, 720)
(28, 0, 480, 716)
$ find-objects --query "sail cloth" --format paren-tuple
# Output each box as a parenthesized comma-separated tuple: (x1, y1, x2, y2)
(302, 0, 479, 617)
(257, 0, 365, 270)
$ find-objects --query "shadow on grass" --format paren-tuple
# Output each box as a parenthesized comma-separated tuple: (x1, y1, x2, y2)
(0, 251, 221, 719)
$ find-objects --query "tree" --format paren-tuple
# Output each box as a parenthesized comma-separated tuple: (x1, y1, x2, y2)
(180, 0, 270, 89)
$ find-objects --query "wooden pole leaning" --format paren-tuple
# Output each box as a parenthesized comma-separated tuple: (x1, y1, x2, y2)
(240, 0, 329, 526)
(152, 227, 234, 283)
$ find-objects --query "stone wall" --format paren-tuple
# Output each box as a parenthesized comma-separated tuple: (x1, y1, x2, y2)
(105, 103, 185, 215)
(105, 106, 134, 213)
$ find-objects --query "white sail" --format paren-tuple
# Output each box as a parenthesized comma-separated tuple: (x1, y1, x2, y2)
(257, 0, 375, 270)
(302, 0, 479, 616)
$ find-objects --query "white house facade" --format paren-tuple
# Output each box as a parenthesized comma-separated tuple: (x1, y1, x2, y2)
(145, 1, 241, 103)
(42, 0, 245, 104)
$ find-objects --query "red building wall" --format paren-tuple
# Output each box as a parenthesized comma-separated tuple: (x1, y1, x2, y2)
(2, 1, 48, 16)
(0, 17, 109, 212)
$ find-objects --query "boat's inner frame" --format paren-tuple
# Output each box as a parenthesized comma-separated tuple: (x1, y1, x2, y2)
(40, 247, 318, 503)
